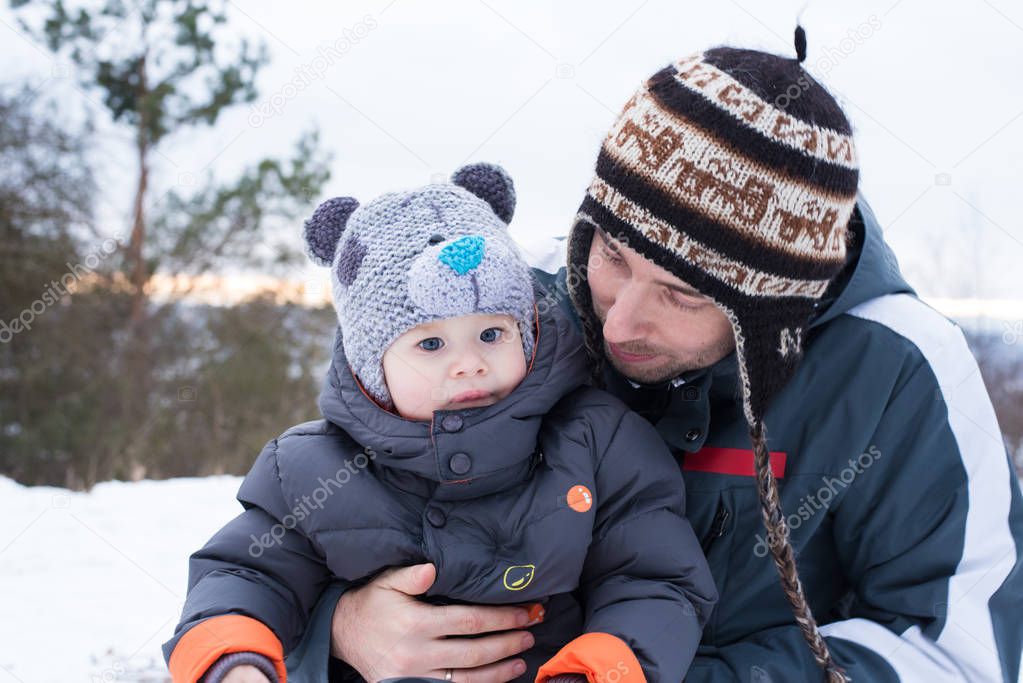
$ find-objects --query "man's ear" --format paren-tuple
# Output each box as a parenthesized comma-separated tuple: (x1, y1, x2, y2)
(451, 162, 516, 224)
(303, 196, 359, 266)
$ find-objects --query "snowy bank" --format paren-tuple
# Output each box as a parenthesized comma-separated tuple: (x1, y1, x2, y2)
(0, 475, 244, 683)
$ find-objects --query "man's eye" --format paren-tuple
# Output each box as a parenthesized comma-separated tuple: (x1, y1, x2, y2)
(669, 291, 704, 311)
(418, 337, 443, 351)
(601, 243, 624, 264)
(480, 327, 503, 343)
(671, 296, 698, 311)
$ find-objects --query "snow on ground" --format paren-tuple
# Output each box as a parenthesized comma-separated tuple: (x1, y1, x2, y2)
(0, 475, 245, 683)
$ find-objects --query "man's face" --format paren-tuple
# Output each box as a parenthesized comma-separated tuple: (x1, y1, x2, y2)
(586, 227, 735, 384)
(381, 313, 528, 421)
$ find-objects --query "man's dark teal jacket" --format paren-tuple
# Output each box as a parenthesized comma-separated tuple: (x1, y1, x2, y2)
(288, 196, 1023, 682)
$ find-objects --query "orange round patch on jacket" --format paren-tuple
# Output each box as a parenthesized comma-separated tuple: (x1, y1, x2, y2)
(566, 485, 593, 513)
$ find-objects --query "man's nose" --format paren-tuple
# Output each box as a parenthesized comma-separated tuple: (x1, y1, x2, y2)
(601, 282, 651, 343)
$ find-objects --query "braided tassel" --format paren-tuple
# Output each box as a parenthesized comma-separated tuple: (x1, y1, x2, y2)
(750, 422, 849, 683)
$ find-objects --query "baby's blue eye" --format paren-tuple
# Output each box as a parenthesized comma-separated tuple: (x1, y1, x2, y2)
(418, 337, 443, 351)
(480, 327, 502, 343)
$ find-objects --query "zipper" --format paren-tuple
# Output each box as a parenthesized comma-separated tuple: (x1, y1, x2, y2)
(700, 501, 730, 554)
(526, 442, 544, 477)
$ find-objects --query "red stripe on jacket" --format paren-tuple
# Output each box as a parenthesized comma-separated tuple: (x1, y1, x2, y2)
(682, 446, 787, 478)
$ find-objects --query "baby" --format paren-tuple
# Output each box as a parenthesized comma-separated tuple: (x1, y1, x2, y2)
(162, 163, 717, 683)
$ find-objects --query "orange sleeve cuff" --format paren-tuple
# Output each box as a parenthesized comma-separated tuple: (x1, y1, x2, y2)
(536, 632, 646, 683)
(168, 614, 287, 683)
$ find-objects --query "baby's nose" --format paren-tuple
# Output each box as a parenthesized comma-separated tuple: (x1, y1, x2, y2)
(437, 235, 485, 275)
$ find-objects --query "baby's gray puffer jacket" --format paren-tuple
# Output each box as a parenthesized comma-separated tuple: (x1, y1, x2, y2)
(162, 299, 718, 682)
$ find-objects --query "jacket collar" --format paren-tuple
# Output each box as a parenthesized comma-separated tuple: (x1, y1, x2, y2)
(317, 292, 591, 501)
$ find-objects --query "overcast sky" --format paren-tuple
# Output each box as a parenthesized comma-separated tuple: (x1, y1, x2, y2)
(3, 0, 1022, 302)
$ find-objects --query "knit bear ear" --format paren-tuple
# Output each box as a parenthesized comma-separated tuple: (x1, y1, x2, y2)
(303, 196, 359, 266)
(451, 162, 516, 224)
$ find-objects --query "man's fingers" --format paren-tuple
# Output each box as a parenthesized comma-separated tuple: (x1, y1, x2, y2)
(435, 603, 533, 636)
(427, 656, 529, 683)
(375, 562, 437, 596)
(430, 630, 534, 670)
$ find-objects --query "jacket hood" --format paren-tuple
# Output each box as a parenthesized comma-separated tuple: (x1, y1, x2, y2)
(809, 194, 915, 328)
(316, 287, 592, 500)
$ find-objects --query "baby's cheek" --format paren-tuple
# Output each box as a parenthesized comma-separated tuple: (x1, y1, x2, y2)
(495, 339, 528, 396)
(384, 361, 439, 420)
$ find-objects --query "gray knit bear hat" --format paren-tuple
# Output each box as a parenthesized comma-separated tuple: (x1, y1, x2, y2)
(303, 162, 536, 409)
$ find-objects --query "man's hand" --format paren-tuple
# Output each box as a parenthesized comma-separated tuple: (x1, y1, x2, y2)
(221, 665, 272, 683)
(331, 563, 541, 682)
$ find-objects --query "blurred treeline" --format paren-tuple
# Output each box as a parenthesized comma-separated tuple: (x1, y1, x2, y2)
(964, 331, 1023, 478)
(1, 0, 337, 489)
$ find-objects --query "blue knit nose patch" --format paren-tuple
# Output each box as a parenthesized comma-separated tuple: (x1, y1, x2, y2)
(438, 235, 485, 275)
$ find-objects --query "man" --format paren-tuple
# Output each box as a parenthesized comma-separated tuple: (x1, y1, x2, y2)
(283, 45, 1023, 683)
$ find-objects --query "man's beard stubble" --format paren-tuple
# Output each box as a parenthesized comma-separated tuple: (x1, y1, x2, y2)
(600, 335, 735, 386)
(591, 299, 735, 385)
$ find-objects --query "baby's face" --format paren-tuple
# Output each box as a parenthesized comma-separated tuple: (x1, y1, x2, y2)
(381, 313, 528, 421)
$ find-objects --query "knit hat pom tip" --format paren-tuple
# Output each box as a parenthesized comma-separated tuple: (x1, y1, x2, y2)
(794, 24, 807, 63)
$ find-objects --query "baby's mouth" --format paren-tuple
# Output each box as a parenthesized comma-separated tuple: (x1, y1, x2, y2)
(450, 389, 492, 404)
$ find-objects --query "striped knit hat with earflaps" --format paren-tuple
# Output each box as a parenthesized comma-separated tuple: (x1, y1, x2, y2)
(566, 30, 857, 683)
